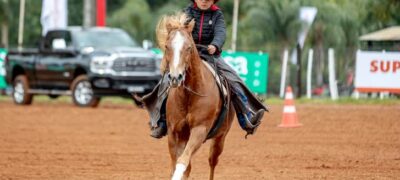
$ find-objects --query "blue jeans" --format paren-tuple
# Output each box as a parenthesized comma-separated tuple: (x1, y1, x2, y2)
(232, 84, 252, 129)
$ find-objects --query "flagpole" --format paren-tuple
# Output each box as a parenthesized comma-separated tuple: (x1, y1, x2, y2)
(18, 0, 25, 50)
(231, 0, 239, 52)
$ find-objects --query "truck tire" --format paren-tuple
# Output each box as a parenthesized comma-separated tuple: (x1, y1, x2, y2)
(48, 95, 60, 99)
(12, 75, 33, 105)
(71, 75, 100, 107)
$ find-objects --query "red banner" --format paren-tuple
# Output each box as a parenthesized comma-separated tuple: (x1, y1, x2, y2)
(96, 0, 106, 26)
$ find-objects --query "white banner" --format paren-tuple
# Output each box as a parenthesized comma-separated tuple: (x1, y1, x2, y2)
(41, 0, 68, 36)
(298, 7, 317, 48)
(355, 51, 400, 93)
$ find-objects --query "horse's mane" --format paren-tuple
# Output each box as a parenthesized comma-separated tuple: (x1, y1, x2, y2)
(156, 13, 188, 52)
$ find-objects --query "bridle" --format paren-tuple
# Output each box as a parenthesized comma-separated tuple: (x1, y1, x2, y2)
(165, 44, 213, 97)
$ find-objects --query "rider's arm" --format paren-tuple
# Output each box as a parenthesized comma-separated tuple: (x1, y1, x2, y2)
(210, 11, 226, 54)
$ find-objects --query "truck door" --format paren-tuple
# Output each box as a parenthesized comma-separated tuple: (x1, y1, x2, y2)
(36, 30, 76, 89)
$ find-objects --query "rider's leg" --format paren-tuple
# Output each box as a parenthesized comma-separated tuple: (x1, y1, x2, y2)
(211, 56, 265, 135)
(141, 74, 169, 139)
(231, 83, 264, 134)
(150, 98, 168, 138)
(201, 55, 265, 136)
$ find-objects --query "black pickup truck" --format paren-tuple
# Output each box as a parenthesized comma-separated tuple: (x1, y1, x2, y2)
(5, 27, 161, 107)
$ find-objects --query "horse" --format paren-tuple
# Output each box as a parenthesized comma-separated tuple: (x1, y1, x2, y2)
(156, 13, 235, 180)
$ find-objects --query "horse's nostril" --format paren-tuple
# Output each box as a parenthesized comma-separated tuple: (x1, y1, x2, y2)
(178, 74, 183, 80)
(167, 73, 172, 80)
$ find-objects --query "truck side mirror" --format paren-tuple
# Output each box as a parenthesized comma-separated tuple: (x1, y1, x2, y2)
(142, 40, 153, 50)
(52, 38, 67, 49)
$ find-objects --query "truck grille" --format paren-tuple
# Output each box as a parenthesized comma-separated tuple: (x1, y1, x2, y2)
(112, 57, 156, 72)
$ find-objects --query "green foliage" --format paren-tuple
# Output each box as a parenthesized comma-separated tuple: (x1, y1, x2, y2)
(0, 0, 11, 23)
(68, 0, 83, 26)
(108, 0, 152, 43)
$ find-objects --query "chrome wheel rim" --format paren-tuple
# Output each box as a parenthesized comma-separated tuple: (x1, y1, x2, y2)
(13, 81, 24, 103)
(74, 81, 93, 105)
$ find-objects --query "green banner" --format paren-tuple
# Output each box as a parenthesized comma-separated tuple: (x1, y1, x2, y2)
(222, 51, 268, 94)
(0, 49, 7, 89)
(152, 49, 269, 94)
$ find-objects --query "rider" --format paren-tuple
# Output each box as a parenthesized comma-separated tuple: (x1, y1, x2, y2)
(141, 0, 267, 138)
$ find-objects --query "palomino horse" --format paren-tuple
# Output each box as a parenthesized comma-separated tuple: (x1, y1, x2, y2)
(156, 14, 234, 180)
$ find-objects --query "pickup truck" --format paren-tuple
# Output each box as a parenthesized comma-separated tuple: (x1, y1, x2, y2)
(5, 27, 161, 107)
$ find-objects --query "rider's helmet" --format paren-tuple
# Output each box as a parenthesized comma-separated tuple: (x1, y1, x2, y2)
(191, 0, 219, 3)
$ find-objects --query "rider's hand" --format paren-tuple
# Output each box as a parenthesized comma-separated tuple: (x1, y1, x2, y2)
(207, 45, 217, 55)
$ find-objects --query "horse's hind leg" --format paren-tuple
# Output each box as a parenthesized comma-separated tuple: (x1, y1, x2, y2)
(172, 126, 207, 180)
(208, 135, 226, 180)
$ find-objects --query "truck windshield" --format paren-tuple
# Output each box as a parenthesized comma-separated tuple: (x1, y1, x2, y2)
(74, 30, 139, 48)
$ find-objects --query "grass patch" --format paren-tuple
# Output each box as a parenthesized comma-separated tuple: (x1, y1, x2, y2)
(264, 96, 400, 105)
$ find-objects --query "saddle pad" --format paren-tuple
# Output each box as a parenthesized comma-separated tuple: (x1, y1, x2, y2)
(201, 61, 228, 97)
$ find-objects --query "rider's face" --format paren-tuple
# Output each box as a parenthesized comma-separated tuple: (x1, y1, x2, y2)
(195, 0, 214, 10)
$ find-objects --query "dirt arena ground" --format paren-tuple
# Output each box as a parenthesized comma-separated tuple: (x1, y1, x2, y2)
(0, 99, 399, 179)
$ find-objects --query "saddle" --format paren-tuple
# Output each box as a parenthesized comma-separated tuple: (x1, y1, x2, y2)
(201, 60, 230, 140)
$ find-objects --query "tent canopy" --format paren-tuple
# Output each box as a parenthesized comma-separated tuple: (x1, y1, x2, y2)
(360, 26, 400, 41)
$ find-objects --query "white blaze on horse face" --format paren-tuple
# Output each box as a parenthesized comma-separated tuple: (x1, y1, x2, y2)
(171, 31, 185, 76)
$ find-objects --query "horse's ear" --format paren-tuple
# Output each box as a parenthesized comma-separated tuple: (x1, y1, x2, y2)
(185, 19, 195, 33)
(166, 21, 174, 33)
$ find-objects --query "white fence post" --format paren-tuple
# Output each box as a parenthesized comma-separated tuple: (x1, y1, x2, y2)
(280, 49, 289, 98)
(306, 49, 314, 99)
(328, 48, 339, 100)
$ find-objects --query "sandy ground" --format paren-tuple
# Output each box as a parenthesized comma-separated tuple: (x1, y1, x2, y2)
(0, 99, 399, 180)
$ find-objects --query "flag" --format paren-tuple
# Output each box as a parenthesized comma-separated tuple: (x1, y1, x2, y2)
(291, 7, 317, 64)
(297, 7, 318, 48)
(41, 0, 68, 36)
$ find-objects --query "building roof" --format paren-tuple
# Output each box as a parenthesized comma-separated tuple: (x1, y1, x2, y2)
(359, 26, 400, 41)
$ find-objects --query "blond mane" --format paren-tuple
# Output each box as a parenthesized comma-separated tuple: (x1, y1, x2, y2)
(156, 13, 189, 52)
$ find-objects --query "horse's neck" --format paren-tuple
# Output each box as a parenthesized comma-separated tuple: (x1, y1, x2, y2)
(185, 52, 206, 91)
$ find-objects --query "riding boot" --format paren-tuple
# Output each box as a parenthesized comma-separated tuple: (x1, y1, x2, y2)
(140, 74, 170, 139)
(150, 99, 168, 138)
(232, 84, 265, 136)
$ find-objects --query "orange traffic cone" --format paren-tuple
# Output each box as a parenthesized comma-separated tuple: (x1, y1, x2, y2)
(278, 86, 302, 128)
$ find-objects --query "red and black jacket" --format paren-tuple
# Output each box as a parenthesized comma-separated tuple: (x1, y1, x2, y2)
(184, 2, 226, 55)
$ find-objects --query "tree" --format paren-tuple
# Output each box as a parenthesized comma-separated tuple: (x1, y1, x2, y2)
(301, 1, 345, 87)
(108, 0, 152, 43)
(239, 0, 301, 93)
(0, 0, 11, 48)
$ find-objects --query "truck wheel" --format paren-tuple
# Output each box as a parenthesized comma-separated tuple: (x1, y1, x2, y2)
(71, 75, 100, 107)
(48, 95, 60, 99)
(12, 75, 33, 105)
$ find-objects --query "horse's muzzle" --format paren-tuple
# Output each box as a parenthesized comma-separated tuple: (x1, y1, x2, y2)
(168, 73, 185, 88)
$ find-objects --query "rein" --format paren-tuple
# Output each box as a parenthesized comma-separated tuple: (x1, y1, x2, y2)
(181, 44, 219, 97)
(183, 84, 208, 97)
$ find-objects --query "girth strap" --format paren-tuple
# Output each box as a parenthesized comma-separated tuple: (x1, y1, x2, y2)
(201, 60, 230, 140)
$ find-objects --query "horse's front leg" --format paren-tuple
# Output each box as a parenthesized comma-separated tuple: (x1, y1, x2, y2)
(168, 131, 187, 177)
(171, 125, 208, 180)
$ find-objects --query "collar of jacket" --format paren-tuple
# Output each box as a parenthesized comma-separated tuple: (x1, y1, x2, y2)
(193, 3, 220, 11)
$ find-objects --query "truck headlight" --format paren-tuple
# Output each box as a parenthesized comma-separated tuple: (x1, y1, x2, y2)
(90, 56, 114, 74)
(155, 55, 163, 74)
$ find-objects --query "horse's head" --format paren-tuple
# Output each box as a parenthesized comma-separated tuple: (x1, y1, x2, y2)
(156, 14, 196, 88)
